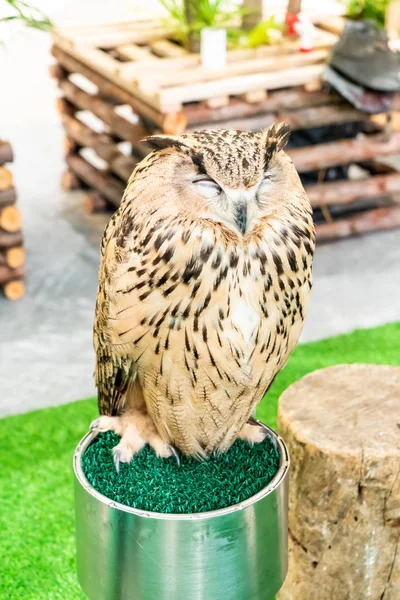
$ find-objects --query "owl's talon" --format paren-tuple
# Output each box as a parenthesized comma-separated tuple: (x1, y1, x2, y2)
(90, 415, 120, 433)
(112, 442, 134, 472)
(168, 444, 181, 466)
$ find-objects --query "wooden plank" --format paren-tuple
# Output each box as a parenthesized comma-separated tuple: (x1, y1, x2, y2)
(56, 26, 171, 48)
(116, 44, 157, 61)
(66, 154, 125, 207)
(140, 48, 328, 89)
(315, 206, 400, 242)
(186, 104, 366, 133)
(52, 45, 168, 129)
(288, 132, 400, 173)
(206, 96, 229, 109)
(157, 64, 325, 111)
(315, 16, 345, 36)
(305, 173, 400, 207)
(62, 114, 137, 181)
(183, 88, 344, 126)
(58, 79, 149, 157)
(150, 39, 189, 58)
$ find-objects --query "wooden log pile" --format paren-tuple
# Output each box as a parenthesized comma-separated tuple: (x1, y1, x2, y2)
(51, 19, 400, 241)
(0, 140, 25, 300)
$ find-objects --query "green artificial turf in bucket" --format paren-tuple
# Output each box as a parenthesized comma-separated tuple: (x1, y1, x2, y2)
(82, 431, 280, 513)
(1, 323, 400, 599)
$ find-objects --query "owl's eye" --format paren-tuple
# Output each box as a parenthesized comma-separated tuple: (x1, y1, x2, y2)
(192, 176, 222, 198)
(262, 173, 271, 181)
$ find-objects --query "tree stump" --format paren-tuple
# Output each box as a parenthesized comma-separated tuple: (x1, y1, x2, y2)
(277, 364, 400, 600)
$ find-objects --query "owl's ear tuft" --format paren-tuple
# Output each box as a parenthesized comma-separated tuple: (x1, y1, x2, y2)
(262, 122, 291, 166)
(141, 135, 188, 151)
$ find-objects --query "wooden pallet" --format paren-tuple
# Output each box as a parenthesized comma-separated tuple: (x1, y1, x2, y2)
(51, 22, 400, 241)
(53, 20, 337, 114)
(0, 140, 25, 300)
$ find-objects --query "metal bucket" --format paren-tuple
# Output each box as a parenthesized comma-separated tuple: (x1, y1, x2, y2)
(73, 422, 289, 600)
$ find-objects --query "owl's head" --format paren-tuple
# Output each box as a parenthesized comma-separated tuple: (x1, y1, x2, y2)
(138, 124, 308, 236)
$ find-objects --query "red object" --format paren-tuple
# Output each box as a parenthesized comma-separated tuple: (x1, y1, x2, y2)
(286, 12, 300, 36)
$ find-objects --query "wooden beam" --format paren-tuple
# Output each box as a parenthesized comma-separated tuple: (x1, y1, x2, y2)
(182, 88, 344, 127)
(66, 154, 124, 207)
(187, 104, 368, 134)
(156, 64, 325, 110)
(288, 132, 400, 173)
(58, 79, 149, 158)
(305, 173, 400, 207)
(315, 206, 400, 242)
(61, 114, 137, 181)
(51, 45, 173, 130)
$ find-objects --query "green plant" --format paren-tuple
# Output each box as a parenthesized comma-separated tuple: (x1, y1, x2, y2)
(247, 16, 283, 48)
(346, 0, 391, 27)
(0, 0, 52, 33)
(160, 0, 245, 48)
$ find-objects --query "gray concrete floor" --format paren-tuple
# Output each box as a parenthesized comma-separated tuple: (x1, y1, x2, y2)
(1, 9, 400, 418)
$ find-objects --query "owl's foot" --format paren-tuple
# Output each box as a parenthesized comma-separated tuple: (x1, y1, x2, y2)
(238, 423, 269, 445)
(90, 412, 177, 472)
(242, 416, 279, 450)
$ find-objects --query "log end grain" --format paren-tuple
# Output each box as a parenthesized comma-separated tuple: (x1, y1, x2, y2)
(3, 279, 25, 300)
(277, 364, 400, 600)
(0, 167, 13, 191)
(0, 205, 22, 232)
(6, 246, 25, 269)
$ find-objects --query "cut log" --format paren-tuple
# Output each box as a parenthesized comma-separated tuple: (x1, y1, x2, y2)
(0, 187, 17, 208)
(288, 131, 400, 173)
(61, 114, 137, 180)
(66, 154, 124, 207)
(0, 141, 14, 165)
(305, 173, 400, 207)
(0, 263, 24, 286)
(51, 45, 167, 130)
(3, 280, 25, 300)
(277, 364, 400, 600)
(58, 79, 149, 158)
(0, 205, 22, 232)
(315, 206, 400, 242)
(1, 246, 25, 268)
(84, 191, 112, 213)
(61, 169, 82, 190)
(0, 230, 23, 249)
(0, 167, 13, 191)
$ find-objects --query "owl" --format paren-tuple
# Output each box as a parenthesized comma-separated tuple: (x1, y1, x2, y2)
(92, 124, 315, 469)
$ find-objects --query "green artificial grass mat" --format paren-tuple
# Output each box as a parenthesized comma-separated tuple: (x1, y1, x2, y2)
(1, 322, 400, 599)
(82, 432, 280, 514)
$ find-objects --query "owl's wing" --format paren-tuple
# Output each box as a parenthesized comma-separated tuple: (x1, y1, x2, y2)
(93, 204, 202, 417)
(93, 212, 137, 416)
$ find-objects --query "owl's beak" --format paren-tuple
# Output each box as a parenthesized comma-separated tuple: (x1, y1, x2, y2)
(235, 203, 247, 234)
